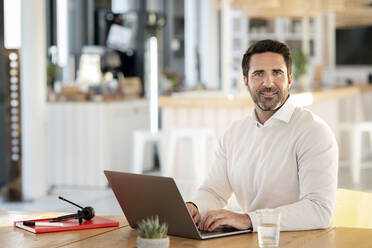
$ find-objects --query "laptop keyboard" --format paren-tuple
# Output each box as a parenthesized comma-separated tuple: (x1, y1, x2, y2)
(198, 227, 240, 236)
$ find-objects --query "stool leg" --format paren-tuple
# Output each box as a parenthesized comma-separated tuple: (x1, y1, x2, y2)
(192, 136, 200, 184)
(132, 132, 144, 174)
(156, 133, 163, 170)
(192, 135, 206, 186)
(164, 132, 177, 177)
(199, 135, 208, 186)
(350, 128, 362, 184)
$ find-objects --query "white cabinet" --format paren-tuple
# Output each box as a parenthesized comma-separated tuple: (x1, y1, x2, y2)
(46, 100, 149, 187)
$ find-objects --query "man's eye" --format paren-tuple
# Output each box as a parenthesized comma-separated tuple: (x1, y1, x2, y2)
(254, 72, 264, 77)
(273, 71, 282, 76)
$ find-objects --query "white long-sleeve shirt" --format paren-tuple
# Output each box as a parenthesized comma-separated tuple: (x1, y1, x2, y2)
(192, 96, 338, 231)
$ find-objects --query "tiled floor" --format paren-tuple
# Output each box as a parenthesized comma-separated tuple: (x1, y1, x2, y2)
(1, 165, 372, 215)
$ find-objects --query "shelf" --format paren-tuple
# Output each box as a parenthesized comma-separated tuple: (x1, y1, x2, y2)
(249, 33, 316, 40)
(228, 14, 323, 87)
(248, 33, 278, 40)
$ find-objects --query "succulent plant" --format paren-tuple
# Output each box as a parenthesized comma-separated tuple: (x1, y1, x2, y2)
(137, 216, 168, 239)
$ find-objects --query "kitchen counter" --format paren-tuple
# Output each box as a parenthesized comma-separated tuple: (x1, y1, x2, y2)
(159, 85, 372, 108)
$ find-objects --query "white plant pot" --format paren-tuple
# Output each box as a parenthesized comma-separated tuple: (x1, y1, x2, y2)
(137, 236, 170, 248)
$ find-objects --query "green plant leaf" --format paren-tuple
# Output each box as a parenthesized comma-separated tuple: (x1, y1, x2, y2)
(293, 51, 309, 79)
(137, 215, 168, 239)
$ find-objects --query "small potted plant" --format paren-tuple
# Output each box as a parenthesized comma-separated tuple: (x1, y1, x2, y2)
(137, 216, 169, 248)
(293, 51, 310, 89)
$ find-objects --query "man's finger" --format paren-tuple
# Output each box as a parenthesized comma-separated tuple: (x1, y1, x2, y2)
(209, 218, 230, 231)
(203, 213, 218, 230)
(200, 211, 214, 230)
(187, 204, 197, 217)
(186, 204, 200, 224)
(193, 213, 200, 224)
(199, 212, 207, 230)
(202, 211, 224, 230)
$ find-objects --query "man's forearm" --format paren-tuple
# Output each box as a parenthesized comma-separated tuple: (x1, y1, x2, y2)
(248, 197, 334, 232)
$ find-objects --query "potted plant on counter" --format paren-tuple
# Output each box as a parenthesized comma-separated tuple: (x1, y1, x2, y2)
(137, 216, 169, 248)
(293, 51, 310, 89)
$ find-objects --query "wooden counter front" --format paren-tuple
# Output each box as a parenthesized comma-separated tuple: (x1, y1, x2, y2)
(159, 85, 372, 108)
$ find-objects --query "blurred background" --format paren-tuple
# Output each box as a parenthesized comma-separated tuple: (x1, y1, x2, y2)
(0, 0, 372, 215)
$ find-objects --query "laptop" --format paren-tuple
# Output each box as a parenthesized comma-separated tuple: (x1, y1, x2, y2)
(104, 170, 252, 239)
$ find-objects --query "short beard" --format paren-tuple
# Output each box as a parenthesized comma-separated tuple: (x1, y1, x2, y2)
(248, 86, 289, 112)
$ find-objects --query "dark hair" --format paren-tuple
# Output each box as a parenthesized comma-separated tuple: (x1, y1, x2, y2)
(241, 39, 292, 77)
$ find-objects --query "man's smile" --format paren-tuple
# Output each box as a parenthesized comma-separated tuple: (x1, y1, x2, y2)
(260, 92, 277, 98)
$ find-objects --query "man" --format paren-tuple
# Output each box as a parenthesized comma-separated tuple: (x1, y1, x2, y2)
(186, 39, 338, 232)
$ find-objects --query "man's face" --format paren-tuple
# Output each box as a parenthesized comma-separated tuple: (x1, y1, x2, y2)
(244, 52, 292, 112)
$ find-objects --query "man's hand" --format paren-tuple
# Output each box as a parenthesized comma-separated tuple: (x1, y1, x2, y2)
(199, 209, 252, 231)
(186, 202, 201, 224)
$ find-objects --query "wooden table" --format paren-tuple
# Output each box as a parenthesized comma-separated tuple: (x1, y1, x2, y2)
(1, 210, 372, 248)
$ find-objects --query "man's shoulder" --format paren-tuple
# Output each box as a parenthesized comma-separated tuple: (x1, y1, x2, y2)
(293, 106, 335, 140)
(294, 106, 327, 126)
(293, 106, 338, 160)
(220, 115, 252, 142)
(228, 114, 252, 132)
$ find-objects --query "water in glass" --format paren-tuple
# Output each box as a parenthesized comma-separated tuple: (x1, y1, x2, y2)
(257, 223, 280, 247)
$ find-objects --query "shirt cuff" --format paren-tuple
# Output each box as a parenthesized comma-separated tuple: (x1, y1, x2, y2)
(247, 211, 258, 232)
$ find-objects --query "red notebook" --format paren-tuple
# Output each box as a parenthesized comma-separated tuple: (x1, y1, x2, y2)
(14, 216, 119, 234)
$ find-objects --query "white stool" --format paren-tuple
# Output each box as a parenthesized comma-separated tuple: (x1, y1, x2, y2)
(164, 128, 216, 185)
(131, 130, 162, 173)
(339, 122, 372, 184)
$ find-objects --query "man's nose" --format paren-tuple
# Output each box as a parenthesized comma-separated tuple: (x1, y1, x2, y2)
(262, 74, 274, 87)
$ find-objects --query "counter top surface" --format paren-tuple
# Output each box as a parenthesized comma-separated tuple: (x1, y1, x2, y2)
(2, 210, 372, 248)
(159, 85, 372, 108)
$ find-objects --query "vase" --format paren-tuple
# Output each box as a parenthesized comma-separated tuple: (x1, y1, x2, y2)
(137, 236, 170, 248)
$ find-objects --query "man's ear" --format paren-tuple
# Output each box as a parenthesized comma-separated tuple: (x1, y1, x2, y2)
(243, 76, 248, 86)
(288, 74, 293, 88)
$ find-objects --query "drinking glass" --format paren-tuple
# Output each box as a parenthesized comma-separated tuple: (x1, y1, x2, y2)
(256, 209, 281, 248)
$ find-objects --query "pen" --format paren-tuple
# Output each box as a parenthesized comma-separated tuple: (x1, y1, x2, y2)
(23, 221, 67, 227)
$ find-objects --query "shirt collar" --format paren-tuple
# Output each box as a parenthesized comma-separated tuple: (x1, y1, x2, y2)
(270, 95, 296, 123)
(249, 95, 296, 126)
